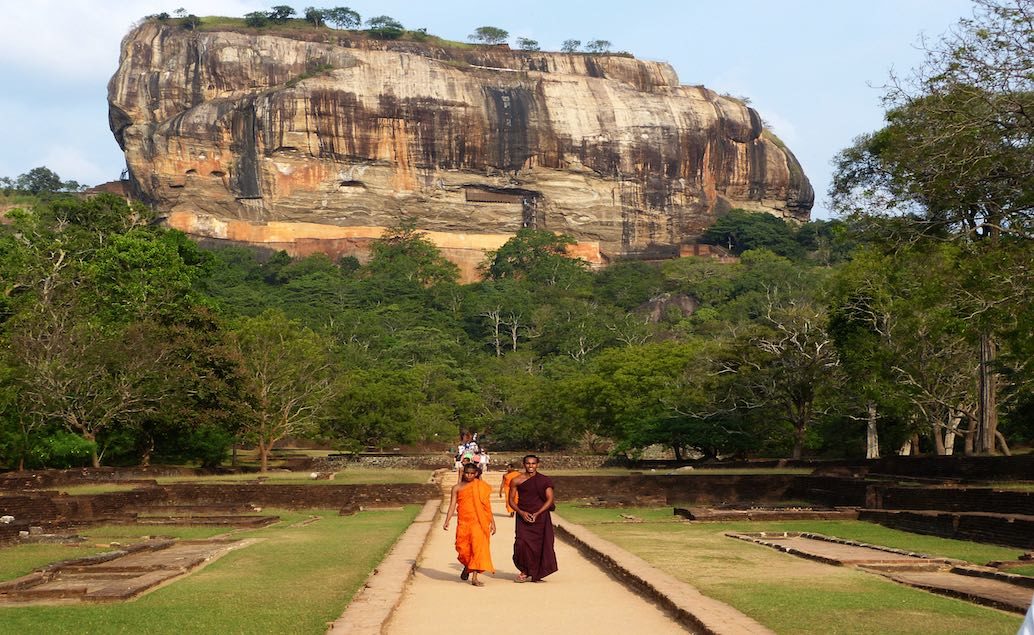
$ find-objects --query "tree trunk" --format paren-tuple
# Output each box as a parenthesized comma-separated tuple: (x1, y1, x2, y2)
(85, 432, 101, 468)
(140, 436, 154, 467)
(943, 411, 962, 456)
(791, 424, 805, 460)
(865, 402, 880, 459)
(933, 419, 946, 455)
(995, 430, 1012, 456)
(963, 417, 975, 456)
(258, 440, 269, 473)
(977, 332, 999, 454)
(898, 438, 912, 456)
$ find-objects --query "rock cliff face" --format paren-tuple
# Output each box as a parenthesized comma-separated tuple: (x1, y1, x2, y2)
(108, 22, 813, 275)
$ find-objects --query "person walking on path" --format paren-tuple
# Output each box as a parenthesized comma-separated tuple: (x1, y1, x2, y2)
(499, 463, 519, 517)
(443, 463, 496, 586)
(508, 454, 558, 583)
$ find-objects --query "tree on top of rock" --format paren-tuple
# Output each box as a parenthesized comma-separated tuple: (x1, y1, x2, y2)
(366, 15, 404, 39)
(469, 26, 509, 45)
(324, 7, 361, 29)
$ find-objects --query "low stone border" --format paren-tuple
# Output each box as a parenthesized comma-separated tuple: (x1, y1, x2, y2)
(952, 564, 1034, 590)
(725, 531, 956, 568)
(326, 499, 438, 634)
(553, 512, 774, 635)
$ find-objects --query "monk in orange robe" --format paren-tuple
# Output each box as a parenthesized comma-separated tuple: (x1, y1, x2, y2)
(443, 463, 496, 586)
(499, 465, 520, 517)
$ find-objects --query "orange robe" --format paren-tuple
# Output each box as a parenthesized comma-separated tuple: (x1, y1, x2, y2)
(455, 479, 495, 573)
(501, 471, 520, 514)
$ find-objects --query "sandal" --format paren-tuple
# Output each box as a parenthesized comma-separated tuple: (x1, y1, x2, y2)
(514, 574, 530, 583)
(470, 579, 484, 587)
(460, 567, 470, 581)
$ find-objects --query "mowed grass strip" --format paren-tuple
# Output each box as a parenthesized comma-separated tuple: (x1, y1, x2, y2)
(558, 506, 1023, 635)
(0, 506, 420, 634)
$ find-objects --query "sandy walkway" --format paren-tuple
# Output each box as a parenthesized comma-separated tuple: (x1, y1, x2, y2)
(383, 470, 690, 635)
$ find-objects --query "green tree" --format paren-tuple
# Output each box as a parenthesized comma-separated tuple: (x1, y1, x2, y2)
(15, 166, 82, 195)
(245, 11, 269, 27)
(365, 219, 459, 287)
(268, 5, 296, 22)
(10, 305, 172, 467)
(516, 37, 540, 51)
(585, 39, 612, 53)
(830, 0, 1034, 453)
(482, 228, 589, 289)
(701, 209, 803, 259)
(366, 15, 404, 39)
(232, 310, 335, 472)
(717, 299, 841, 459)
(324, 7, 361, 29)
(561, 39, 581, 53)
(303, 7, 324, 27)
(469, 26, 509, 45)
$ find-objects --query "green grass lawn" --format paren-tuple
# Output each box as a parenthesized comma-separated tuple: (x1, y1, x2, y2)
(558, 505, 1023, 635)
(0, 506, 420, 634)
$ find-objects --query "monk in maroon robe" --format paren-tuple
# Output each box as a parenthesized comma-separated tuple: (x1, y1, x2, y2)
(508, 454, 558, 582)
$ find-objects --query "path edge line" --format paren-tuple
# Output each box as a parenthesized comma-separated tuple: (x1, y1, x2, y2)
(553, 513, 775, 635)
(327, 499, 439, 634)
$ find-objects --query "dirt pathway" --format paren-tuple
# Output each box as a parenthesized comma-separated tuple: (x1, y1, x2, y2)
(383, 470, 691, 634)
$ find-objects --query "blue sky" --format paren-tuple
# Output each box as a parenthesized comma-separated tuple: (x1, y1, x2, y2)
(0, 0, 974, 219)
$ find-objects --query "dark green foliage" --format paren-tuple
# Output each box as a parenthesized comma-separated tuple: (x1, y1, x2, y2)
(592, 260, 665, 310)
(469, 26, 508, 45)
(268, 5, 296, 22)
(516, 37, 539, 51)
(366, 15, 404, 39)
(324, 7, 361, 29)
(303, 7, 324, 27)
(701, 209, 803, 259)
(561, 39, 581, 53)
(585, 39, 612, 53)
(245, 11, 268, 27)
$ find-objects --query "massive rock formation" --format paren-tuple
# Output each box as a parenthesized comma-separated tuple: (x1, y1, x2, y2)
(108, 22, 813, 278)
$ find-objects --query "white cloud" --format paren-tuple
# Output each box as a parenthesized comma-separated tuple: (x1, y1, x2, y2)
(0, 1, 267, 82)
(39, 144, 114, 185)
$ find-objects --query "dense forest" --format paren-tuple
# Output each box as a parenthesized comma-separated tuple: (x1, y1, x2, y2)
(1, 0, 1031, 470)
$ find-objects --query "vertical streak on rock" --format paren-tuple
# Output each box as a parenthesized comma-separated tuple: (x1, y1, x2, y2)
(230, 99, 262, 200)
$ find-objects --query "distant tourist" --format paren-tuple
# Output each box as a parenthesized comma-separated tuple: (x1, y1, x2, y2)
(499, 463, 520, 517)
(457, 453, 475, 483)
(508, 454, 558, 582)
(442, 462, 495, 586)
(478, 447, 490, 473)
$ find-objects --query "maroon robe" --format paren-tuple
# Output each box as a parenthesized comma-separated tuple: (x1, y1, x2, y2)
(513, 473, 558, 580)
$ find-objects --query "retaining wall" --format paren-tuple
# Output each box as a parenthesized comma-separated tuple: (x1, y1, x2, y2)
(859, 509, 1034, 550)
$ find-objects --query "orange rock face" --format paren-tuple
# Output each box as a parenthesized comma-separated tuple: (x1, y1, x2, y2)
(108, 23, 812, 276)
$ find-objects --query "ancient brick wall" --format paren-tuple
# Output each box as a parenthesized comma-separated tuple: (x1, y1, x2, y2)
(550, 474, 800, 505)
(874, 487, 1034, 516)
(859, 509, 1034, 550)
(159, 483, 438, 509)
